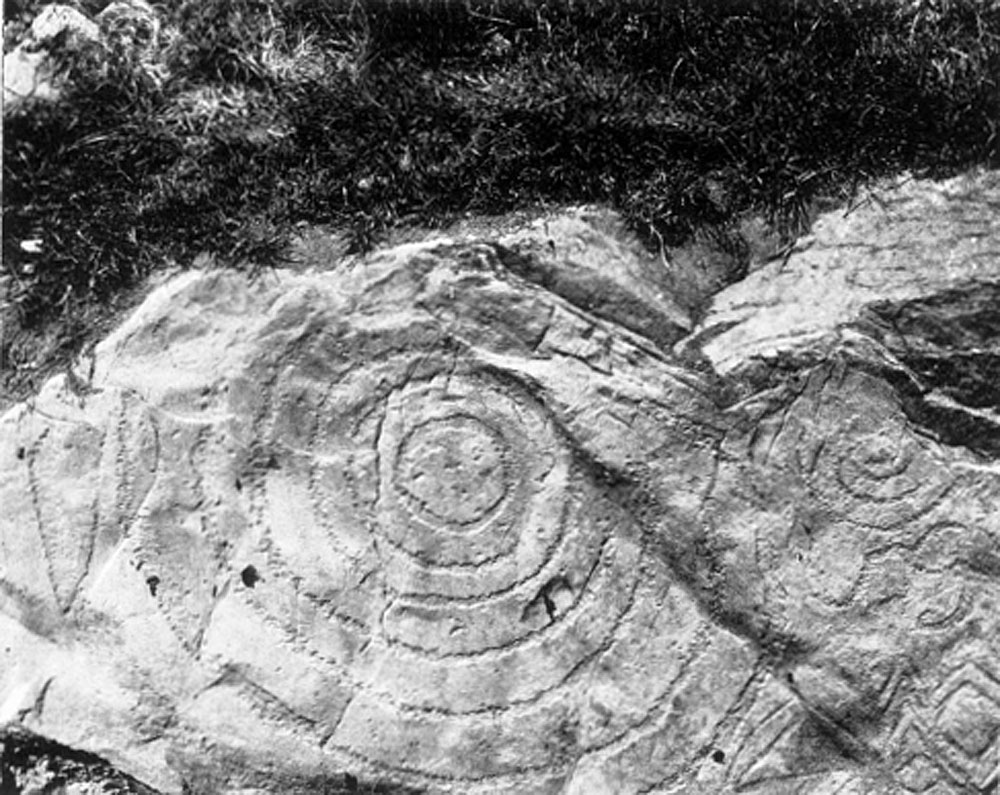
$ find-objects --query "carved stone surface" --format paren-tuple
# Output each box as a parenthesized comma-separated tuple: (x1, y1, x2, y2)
(1, 170, 999, 794)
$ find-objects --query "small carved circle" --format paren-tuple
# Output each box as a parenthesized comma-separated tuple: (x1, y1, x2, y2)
(837, 434, 922, 503)
(797, 425, 952, 530)
(397, 416, 509, 526)
(848, 435, 912, 480)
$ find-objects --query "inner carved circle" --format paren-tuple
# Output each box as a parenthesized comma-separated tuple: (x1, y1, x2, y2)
(397, 415, 510, 526)
(849, 435, 912, 480)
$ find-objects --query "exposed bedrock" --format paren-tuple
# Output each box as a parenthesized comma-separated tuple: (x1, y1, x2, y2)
(1, 170, 999, 794)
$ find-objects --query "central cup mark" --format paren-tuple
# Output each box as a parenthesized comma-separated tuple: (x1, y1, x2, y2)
(397, 415, 509, 526)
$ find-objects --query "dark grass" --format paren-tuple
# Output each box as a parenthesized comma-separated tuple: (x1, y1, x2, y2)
(3, 0, 1000, 393)
(0, 728, 417, 794)
(1, 729, 161, 794)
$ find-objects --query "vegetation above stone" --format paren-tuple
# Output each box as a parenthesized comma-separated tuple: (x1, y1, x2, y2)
(2, 0, 999, 399)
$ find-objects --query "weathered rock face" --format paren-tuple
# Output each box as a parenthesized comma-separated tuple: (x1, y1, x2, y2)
(3, 1, 167, 116)
(494, 207, 694, 347)
(2, 170, 999, 794)
(687, 170, 1000, 376)
(2, 5, 100, 112)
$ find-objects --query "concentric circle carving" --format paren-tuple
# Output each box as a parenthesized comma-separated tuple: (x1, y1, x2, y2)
(795, 420, 953, 531)
(173, 349, 720, 790)
(395, 415, 509, 527)
(371, 374, 564, 574)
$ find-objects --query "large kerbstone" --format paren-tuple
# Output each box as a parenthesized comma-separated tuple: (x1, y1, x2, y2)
(2, 173, 999, 794)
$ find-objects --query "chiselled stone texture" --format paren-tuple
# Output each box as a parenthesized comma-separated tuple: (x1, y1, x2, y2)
(2, 170, 999, 794)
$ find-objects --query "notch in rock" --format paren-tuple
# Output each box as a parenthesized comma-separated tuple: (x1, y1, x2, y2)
(240, 565, 260, 588)
(522, 575, 575, 623)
